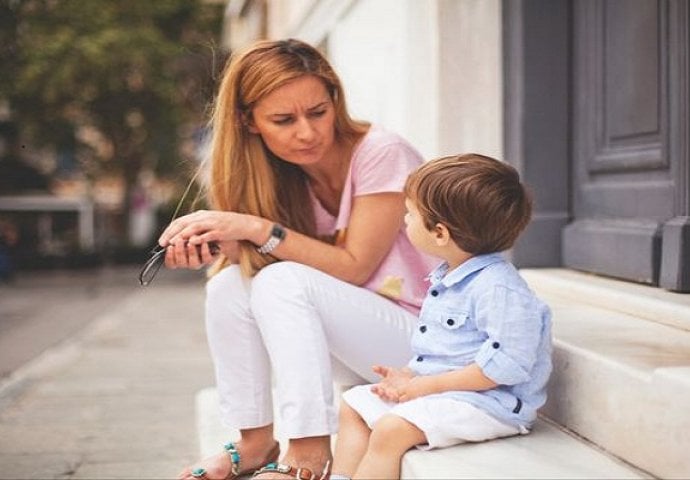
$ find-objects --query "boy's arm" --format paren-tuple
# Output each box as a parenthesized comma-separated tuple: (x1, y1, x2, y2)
(398, 363, 497, 402)
(372, 363, 498, 403)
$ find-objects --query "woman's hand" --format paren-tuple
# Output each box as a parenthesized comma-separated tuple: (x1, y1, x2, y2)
(370, 365, 427, 403)
(158, 210, 268, 269)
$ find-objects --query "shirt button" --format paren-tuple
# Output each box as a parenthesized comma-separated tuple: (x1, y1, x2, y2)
(416, 355, 424, 362)
(446, 319, 455, 326)
(492, 341, 500, 349)
(420, 325, 427, 333)
(430, 290, 439, 297)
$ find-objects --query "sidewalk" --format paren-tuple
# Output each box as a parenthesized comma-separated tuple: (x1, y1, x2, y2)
(0, 266, 215, 479)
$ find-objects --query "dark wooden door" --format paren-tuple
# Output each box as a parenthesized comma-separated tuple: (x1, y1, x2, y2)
(563, 0, 689, 290)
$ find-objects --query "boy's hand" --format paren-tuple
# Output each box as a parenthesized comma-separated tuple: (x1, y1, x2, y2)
(371, 365, 425, 403)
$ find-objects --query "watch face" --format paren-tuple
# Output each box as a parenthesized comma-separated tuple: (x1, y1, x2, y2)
(272, 224, 286, 240)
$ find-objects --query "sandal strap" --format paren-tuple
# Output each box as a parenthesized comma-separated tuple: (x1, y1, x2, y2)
(191, 467, 207, 478)
(253, 462, 318, 480)
(223, 442, 241, 476)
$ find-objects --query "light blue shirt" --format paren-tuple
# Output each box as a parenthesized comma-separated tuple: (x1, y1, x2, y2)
(407, 253, 553, 428)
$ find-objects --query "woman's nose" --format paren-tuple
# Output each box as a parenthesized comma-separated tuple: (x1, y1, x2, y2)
(295, 117, 316, 141)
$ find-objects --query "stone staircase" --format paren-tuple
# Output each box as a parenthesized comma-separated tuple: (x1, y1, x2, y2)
(195, 268, 690, 479)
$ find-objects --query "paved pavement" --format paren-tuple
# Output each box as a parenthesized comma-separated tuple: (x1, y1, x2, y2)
(0, 265, 216, 479)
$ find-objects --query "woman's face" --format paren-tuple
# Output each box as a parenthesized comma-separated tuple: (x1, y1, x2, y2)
(248, 75, 336, 166)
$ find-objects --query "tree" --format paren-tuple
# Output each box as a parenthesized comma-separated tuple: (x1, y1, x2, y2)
(0, 0, 225, 244)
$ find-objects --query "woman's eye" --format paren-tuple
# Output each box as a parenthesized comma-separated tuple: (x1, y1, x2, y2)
(309, 110, 326, 118)
(274, 117, 293, 125)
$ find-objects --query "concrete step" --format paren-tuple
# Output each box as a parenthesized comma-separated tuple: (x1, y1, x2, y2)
(402, 417, 647, 479)
(195, 387, 646, 479)
(521, 268, 690, 479)
(521, 268, 690, 332)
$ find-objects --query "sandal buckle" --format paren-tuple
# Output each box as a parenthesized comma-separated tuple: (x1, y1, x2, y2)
(296, 467, 315, 480)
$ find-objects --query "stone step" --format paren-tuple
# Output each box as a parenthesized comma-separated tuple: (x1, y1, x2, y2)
(195, 387, 647, 479)
(402, 417, 647, 479)
(521, 268, 690, 479)
(521, 268, 690, 332)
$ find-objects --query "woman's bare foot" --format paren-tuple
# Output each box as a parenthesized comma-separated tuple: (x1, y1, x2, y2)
(178, 440, 280, 480)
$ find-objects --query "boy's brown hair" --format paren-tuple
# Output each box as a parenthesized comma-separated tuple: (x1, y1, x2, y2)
(404, 153, 532, 254)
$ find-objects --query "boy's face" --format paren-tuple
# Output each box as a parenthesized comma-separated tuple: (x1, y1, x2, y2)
(404, 198, 439, 256)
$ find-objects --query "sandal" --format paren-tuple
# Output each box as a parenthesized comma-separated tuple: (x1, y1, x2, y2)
(190, 441, 280, 480)
(253, 459, 331, 480)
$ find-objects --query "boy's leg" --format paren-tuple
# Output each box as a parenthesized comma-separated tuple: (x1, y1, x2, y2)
(354, 414, 426, 480)
(332, 402, 371, 477)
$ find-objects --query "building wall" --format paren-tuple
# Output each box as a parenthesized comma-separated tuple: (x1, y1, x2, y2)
(263, 0, 503, 162)
(437, 0, 502, 160)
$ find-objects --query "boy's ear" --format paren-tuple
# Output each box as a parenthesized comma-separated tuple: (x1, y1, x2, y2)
(434, 223, 452, 247)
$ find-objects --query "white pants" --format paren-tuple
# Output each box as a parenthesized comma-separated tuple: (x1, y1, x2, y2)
(205, 261, 418, 439)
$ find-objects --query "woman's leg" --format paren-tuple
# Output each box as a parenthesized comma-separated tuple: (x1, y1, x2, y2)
(206, 266, 273, 429)
(249, 262, 417, 475)
(179, 266, 278, 480)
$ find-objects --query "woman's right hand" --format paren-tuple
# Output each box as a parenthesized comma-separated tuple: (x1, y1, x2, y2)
(158, 209, 269, 270)
(163, 239, 239, 270)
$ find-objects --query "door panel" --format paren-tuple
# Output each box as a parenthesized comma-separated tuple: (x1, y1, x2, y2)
(563, 0, 688, 287)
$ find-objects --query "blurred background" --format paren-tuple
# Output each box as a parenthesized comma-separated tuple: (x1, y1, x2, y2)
(3, 0, 686, 292)
(0, 2, 687, 478)
(0, 0, 226, 276)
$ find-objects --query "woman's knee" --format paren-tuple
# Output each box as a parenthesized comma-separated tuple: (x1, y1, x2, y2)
(205, 265, 250, 326)
(206, 264, 244, 297)
(250, 261, 313, 309)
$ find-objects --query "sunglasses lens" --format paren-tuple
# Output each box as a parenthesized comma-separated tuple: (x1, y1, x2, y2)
(138, 248, 165, 286)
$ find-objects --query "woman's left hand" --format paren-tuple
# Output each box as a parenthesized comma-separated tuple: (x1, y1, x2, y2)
(159, 209, 265, 249)
(157, 209, 268, 269)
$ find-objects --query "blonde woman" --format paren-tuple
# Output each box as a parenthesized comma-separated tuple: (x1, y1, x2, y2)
(159, 39, 436, 480)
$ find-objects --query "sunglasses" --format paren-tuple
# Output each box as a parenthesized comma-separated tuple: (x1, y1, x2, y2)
(138, 241, 220, 286)
(138, 162, 216, 287)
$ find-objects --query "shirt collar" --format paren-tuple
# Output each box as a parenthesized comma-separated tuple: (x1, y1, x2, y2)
(428, 252, 505, 288)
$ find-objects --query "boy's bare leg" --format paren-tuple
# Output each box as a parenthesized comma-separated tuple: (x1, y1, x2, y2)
(332, 402, 372, 477)
(353, 414, 426, 480)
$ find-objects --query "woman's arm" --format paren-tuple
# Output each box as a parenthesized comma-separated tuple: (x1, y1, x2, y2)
(270, 192, 405, 284)
(158, 191, 405, 285)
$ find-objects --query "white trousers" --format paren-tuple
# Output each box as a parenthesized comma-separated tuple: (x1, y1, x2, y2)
(205, 261, 418, 439)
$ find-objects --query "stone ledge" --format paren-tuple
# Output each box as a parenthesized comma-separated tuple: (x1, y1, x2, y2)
(522, 268, 690, 479)
(520, 268, 690, 332)
(401, 417, 647, 479)
(195, 388, 646, 479)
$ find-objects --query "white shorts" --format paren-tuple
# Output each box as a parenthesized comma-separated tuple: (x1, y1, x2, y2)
(342, 384, 527, 450)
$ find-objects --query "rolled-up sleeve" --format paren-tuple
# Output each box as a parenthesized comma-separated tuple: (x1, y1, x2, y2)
(474, 285, 544, 385)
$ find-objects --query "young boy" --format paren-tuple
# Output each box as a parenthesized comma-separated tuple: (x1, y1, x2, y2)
(330, 154, 553, 480)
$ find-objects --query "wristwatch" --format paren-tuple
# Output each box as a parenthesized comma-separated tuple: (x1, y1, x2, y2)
(256, 223, 286, 254)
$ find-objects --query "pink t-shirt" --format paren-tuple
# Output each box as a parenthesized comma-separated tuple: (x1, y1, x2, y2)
(311, 125, 438, 313)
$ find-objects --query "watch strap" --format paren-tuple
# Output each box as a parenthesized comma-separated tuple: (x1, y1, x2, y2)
(257, 223, 286, 254)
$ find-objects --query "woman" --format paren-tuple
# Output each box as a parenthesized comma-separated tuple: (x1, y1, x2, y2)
(159, 39, 436, 480)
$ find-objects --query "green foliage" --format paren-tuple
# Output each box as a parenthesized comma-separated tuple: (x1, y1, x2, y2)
(1, 0, 225, 185)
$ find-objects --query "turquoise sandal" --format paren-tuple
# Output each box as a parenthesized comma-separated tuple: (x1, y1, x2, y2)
(191, 441, 280, 479)
(253, 459, 331, 480)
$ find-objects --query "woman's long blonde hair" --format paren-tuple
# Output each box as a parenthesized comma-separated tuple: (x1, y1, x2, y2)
(208, 38, 368, 276)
